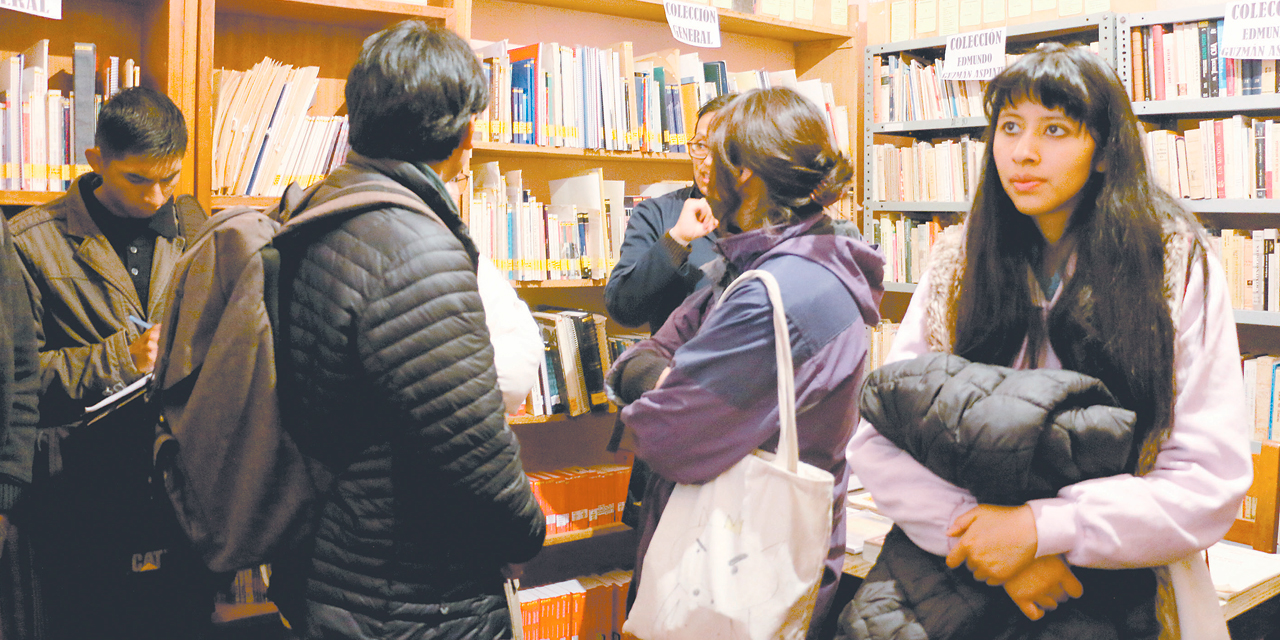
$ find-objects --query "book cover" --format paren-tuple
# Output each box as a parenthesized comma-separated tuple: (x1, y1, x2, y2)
(551, 309, 609, 410)
(532, 312, 588, 416)
(1151, 24, 1166, 101)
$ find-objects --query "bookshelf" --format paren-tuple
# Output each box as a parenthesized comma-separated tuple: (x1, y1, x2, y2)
(1115, 5, 1280, 335)
(0, 0, 198, 207)
(861, 12, 1119, 292)
(464, 0, 861, 594)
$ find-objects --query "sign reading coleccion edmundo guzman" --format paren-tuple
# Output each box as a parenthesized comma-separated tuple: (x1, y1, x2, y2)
(1221, 0, 1280, 58)
(941, 27, 1008, 81)
(665, 0, 722, 49)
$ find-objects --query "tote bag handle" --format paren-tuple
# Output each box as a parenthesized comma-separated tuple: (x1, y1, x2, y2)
(719, 269, 799, 473)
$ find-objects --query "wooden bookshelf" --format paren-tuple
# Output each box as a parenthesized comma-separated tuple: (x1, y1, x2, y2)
(474, 141, 690, 162)
(508, 413, 568, 425)
(0, 191, 61, 207)
(545, 522, 630, 546)
(489, 0, 852, 41)
(512, 278, 607, 288)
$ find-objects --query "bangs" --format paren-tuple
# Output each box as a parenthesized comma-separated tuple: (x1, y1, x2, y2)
(985, 46, 1097, 126)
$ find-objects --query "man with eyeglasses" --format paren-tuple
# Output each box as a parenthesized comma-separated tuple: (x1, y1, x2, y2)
(604, 93, 736, 331)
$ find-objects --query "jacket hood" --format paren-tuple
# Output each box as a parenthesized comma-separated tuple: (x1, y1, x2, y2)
(714, 215, 885, 328)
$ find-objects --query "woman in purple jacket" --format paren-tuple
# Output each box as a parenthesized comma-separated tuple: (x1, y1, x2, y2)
(607, 87, 885, 638)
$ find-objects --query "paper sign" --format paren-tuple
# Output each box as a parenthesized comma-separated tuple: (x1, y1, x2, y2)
(1221, 1, 1280, 59)
(0, 0, 60, 19)
(960, 0, 981, 26)
(941, 26, 1008, 80)
(940, 0, 961, 34)
(665, 0, 721, 48)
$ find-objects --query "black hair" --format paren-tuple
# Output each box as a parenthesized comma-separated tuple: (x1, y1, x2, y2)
(345, 20, 489, 163)
(955, 42, 1204, 466)
(94, 87, 187, 160)
(707, 87, 852, 227)
(697, 92, 737, 121)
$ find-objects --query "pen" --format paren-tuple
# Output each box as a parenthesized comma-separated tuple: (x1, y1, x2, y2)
(127, 315, 154, 331)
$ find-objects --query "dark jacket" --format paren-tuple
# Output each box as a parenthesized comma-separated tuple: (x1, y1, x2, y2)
(604, 186, 719, 329)
(610, 214, 885, 638)
(6, 177, 201, 506)
(273, 153, 545, 640)
(840, 353, 1159, 640)
(0, 216, 39, 512)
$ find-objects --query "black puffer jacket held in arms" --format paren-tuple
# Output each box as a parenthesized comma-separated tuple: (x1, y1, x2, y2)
(841, 353, 1161, 640)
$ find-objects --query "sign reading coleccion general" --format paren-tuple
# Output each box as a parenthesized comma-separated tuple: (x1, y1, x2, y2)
(665, 0, 722, 49)
(1221, 1, 1280, 59)
(0, 0, 60, 20)
(941, 27, 1007, 81)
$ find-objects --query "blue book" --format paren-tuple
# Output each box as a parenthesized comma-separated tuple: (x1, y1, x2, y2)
(510, 58, 536, 144)
(1269, 362, 1280, 440)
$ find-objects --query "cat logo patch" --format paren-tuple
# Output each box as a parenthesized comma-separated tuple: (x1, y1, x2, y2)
(131, 549, 167, 572)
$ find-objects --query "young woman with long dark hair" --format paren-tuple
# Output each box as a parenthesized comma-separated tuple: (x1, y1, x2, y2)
(841, 43, 1251, 640)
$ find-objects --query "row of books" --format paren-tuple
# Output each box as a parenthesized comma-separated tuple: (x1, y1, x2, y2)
(872, 0, 1114, 44)
(1242, 354, 1280, 442)
(211, 57, 351, 196)
(471, 163, 633, 281)
(526, 309, 614, 419)
(0, 40, 130, 192)
(872, 45, 1103, 124)
(1142, 118, 1278, 202)
(869, 136, 986, 206)
(470, 41, 849, 156)
(526, 464, 632, 535)
(1207, 229, 1280, 313)
(869, 214, 945, 286)
(1128, 20, 1279, 103)
(516, 571, 633, 640)
(870, 53, 988, 123)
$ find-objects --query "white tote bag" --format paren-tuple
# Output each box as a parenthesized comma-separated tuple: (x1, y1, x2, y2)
(623, 269, 836, 640)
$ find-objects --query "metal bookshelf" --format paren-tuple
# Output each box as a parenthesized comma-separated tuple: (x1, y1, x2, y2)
(862, 12, 1120, 234)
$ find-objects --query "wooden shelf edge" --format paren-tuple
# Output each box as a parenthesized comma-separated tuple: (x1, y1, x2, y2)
(544, 522, 631, 546)
(0, 190, 61, 207)
(212, 195, 281, 210)
(212, 601, 280, 625)
(217, 0, 451, 20)
(512, 278, 608, 288)
(487, 0, 852, 41)
(509, 413, 569, 425)
(473, 141, 690, 163)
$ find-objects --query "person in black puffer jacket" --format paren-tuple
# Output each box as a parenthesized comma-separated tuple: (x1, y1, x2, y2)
(268, 20, 545, 639)
(842, 353, 1160, 640)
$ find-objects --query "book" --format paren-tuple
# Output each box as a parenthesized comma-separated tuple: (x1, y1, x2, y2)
(72, 43, 96, 172)
(532, 311, 588, 416)
(549, 308, 609, 410)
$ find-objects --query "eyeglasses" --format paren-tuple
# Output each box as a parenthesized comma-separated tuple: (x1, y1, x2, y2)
(688, 141, 710, 159)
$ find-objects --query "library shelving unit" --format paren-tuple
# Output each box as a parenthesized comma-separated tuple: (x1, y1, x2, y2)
(192, 0, 459, 212)
(1116, 4, 1280, 349)
(461, 0, 863, 590)
(862, 11, 1119, 303)
(0, 0, 199, 208)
